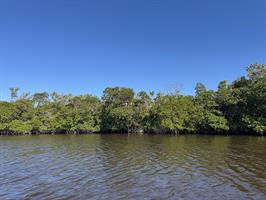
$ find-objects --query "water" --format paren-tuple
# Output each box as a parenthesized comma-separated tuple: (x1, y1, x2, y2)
(0, 135, 265, 200)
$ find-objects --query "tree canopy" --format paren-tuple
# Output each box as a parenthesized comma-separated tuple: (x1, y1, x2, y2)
(0, 63, 265, 135)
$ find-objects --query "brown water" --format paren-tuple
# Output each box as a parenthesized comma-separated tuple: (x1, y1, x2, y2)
(0, 135, 265, 200)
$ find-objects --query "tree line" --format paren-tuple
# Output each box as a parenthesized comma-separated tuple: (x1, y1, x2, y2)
(0, 63, 265, 135)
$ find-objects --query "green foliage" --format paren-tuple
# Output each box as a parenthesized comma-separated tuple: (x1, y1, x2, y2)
(0, 63, 265, 135)
(8, 120, 32, 134)
(204, 113, 229, 132)
(195, 86, 229, 133)
(150, 95, 200, 133)
(224, 63, 266, 134)
(0, 101, 16, 123)
(195, 83, 207, 96)
(101, 87, 135, 133)
(247, 63, 266, 81)
(9, 87, 19, 101)
(32, 92, 49, 107)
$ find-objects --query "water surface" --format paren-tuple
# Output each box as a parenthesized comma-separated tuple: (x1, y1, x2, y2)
(0, 135, 266, 200)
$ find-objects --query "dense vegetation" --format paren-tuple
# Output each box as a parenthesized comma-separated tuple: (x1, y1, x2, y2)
(0, 64, 265, 135)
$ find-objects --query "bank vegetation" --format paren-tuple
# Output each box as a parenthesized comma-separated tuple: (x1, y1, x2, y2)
(0, 64, 265, 135)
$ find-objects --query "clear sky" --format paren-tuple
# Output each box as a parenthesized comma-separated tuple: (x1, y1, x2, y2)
(0, 0, 265, 100)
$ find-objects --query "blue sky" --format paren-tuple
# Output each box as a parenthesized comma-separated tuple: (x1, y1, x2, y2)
(0, 0, 265, 100)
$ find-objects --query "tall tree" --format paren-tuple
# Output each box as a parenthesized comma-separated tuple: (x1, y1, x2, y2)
(32, 92, 49, 107)
(9, 87, 19, 102)
(195, 83, 207, 96)
(101, 87, 135, 132)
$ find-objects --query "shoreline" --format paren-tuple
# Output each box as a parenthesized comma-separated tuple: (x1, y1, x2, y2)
(0, 131, 264, 136)
(1, 64, 265, 137)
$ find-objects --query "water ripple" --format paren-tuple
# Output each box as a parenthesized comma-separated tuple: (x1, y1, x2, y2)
(0, 135, 265, 200)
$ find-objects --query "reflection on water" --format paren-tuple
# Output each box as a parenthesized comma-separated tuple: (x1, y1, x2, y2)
(0, 135, 265, 200)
